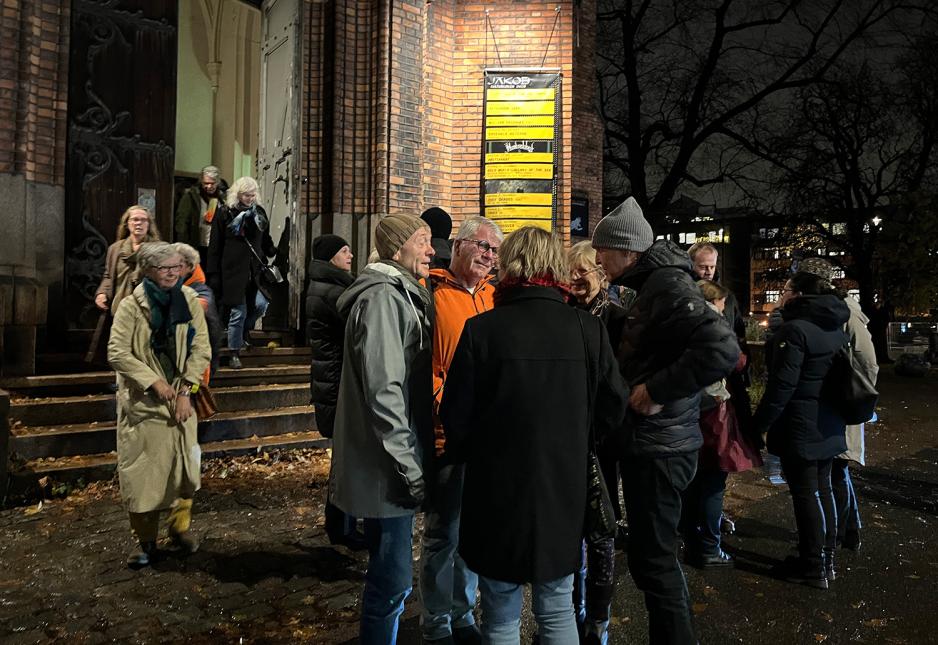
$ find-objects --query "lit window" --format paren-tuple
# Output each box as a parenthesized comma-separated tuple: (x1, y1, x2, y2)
(831, 268, 845, 279)
(765, 290, 781, 303)
(833, 223, 847, 235)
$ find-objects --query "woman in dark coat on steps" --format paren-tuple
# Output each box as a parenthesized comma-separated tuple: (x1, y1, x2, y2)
(206, 176, 276, 369)
(753, 271, 850, 590)
(304, 234, 363, 550)
(441, 227, 628, 643)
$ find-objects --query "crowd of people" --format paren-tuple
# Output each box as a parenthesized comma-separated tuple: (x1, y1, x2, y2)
(95, 172, 879, 644)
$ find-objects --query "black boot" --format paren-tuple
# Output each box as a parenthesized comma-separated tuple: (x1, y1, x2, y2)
(127, 541, 158, 569)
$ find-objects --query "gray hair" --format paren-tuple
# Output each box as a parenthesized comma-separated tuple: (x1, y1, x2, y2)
(226, 176, 260, 208)
(136, 242, 182, 273)
(201, 165, 221, 181)
(172, 242, 201, 269)
(455, 216, 504, 243)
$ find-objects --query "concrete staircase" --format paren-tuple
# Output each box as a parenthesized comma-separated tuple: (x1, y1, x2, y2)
(2, 344, 327, 491)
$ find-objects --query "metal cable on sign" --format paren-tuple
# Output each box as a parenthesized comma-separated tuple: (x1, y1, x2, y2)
(484, 10, 503, 68)
(540, 6, 562, 69)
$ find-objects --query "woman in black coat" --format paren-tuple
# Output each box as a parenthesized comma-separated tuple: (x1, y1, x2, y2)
(304, 234, 363, 550)
(441, 227, 628, 643)
(206, 176, 276, 368)
(753, 271, 850, 589)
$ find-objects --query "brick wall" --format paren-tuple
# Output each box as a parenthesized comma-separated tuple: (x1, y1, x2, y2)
(299, 0, 597, 255)
(0, 0, 69, 185)
(571, 0, 603, 237)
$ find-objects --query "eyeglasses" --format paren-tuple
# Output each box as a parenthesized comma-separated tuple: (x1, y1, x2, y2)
(462, 239, 498, 256)
(154, 264, 184, 274)
(571, 266, 604, 280)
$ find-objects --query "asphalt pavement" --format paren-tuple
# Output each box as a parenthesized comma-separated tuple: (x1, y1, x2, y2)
(0, 368, 935, 644)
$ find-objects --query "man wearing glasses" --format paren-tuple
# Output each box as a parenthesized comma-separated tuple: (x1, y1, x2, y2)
(421, 215, 503, 645)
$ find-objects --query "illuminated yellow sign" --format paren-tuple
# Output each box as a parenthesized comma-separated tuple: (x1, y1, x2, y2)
(492, 219, 554, 234)
(484, 152, 554, 164)
(486, 127, 555, 141)
(484, 192, 554, 206)
(485, 100, 556, 116)
(485, 115, 555, 127)
(485, 206, 553, 219)
(484, 164, 554, 180)
(487, 88, 556, 101)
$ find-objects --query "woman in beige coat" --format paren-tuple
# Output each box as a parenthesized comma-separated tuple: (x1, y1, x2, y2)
(107, 242, 211, 568)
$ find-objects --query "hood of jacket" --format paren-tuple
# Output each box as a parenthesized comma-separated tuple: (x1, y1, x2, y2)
(781, 294, 850, 332)
(307, 258, 355, 288)
(617, 239, 694, 289)
(338, 261, 429, 320)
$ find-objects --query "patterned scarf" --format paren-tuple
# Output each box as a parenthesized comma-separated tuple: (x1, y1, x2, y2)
(227, 203, 269, 237)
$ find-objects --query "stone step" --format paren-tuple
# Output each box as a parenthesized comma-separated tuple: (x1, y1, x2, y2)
(218, 346, 311, 366)
(10, 405, 317, 460)
(9, 383, 311, 427)
(1, 365, 311, 397)
(8, 431, 330, 489)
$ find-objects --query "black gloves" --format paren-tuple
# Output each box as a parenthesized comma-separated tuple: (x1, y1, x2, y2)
(392, 468, 426, 510)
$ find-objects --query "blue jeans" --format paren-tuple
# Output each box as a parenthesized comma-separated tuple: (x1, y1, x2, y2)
(831, 458, 861, 542)
(360, 515, 415, 645)
(226, 289, 268, 350)
(680, 468, 728, 558)
(479, 574, 578, 645)
(420, 464, 478, 640)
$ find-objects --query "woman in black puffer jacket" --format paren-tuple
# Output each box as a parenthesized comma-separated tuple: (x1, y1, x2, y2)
(304, 234, 363, 550)
(753, 271, 849, 590)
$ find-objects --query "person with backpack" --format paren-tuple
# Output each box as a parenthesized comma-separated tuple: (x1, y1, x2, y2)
(753, 271, 850, 589)
(798, 258, 879, 553)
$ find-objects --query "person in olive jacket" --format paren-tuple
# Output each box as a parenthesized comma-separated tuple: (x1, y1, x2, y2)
(592, 197, 740, 645)
(441, 226, 628, 644)
(753, 271, 850, 590)
(305, 234, 362, 550)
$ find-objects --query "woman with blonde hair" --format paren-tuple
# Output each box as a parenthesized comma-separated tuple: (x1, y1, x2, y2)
(108, 241, 211, 568)
(206, 176, 277, 368)
(567, 239, 628, 642)
(95, 205, 162, 315)
(441, 226, 627, 643)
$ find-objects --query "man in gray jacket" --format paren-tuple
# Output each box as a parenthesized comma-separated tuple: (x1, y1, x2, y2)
(330, 213, 436, 644)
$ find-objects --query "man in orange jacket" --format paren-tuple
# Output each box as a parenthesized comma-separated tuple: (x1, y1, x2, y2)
(421, 215, 503, 645)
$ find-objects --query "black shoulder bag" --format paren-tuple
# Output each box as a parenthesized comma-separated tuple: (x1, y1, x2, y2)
(577, 311, 618, 543)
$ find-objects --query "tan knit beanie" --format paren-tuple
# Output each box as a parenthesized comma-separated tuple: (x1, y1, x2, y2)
(375, 214, 428, 260)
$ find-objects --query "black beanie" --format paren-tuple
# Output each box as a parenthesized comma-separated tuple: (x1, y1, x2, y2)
(312, 234, 350, 262)
(420, 207, 452, 240)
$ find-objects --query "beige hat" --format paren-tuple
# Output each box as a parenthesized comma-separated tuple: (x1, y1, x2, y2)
(375, 214, 428, 260)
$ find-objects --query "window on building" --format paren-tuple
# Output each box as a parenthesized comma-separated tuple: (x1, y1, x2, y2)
(765, 289, 781, 303)
(832, 223, 847, 235)
(831, 267, 845, 279)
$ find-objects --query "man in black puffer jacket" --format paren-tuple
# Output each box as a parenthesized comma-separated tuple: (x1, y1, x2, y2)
(592, 197, 740, 645)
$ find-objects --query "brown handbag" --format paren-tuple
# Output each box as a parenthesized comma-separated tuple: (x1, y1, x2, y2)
(192, 384, 218, 419)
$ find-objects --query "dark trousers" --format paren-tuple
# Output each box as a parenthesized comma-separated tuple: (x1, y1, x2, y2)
(680, 468, 728, 558)
(622, 452, 698, 645)
(780, 455, 836, 572)
(831, 458, 861, 542)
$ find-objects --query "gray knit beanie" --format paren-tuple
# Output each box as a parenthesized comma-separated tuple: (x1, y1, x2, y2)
(591, 197, 654, 252)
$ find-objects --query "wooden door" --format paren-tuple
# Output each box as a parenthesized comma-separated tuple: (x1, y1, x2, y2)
(63, 0, 177, 330)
